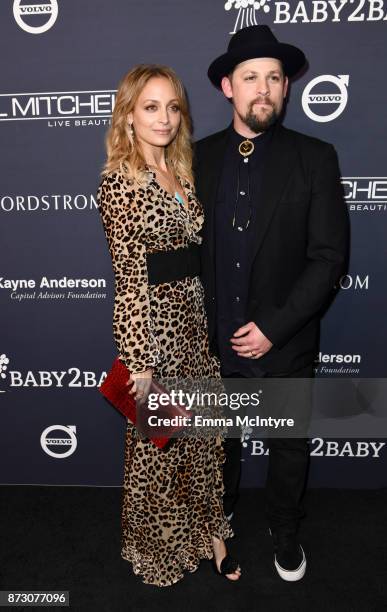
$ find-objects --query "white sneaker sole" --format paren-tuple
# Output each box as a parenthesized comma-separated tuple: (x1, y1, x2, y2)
(274, 546, 307, 582)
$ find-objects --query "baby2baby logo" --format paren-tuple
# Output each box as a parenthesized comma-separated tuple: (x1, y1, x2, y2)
(0, 354, 106, 392)
(225, 0, 387, 32)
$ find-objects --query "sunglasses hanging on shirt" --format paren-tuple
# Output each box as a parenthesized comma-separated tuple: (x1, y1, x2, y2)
(232, 139, 255, 230)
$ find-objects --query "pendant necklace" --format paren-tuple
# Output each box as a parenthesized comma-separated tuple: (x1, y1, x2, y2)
(238, 139, 255, 158)
(149, 164, 185, 207)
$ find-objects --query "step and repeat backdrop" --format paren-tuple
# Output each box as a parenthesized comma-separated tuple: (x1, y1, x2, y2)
(1, 1, 386, 488)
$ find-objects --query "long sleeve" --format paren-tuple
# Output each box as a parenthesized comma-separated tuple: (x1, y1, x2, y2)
(97, 172, 161, 373)
(255, 144, 349, 348)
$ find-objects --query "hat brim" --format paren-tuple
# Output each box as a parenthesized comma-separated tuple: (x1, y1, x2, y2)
(208, 42, 306, 88)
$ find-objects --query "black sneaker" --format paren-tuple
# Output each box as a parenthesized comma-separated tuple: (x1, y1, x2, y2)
(269, 529, 306, 581)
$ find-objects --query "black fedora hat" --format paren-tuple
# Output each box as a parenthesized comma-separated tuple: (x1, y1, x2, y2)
(208, 25, 306, 89)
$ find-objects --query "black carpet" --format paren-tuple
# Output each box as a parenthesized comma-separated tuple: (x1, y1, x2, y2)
(1, 486, 386, 612)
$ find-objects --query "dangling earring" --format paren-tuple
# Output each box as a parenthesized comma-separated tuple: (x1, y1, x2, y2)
(128, 122, 135, 148)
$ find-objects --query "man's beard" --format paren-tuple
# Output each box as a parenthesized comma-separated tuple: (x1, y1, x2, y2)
(239, 98, 280, 133)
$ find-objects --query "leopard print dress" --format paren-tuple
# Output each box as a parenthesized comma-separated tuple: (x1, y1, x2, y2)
(97, 168, 233, 587)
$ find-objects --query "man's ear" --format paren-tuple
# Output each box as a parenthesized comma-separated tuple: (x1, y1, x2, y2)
(221, 76, 233, 99)
(283, 75, 289, 99)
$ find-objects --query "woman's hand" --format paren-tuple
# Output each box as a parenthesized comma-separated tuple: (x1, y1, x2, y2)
(127, 368, 153, 405)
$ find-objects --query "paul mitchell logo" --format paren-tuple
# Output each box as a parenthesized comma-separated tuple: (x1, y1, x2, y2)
(13, 0, 59, 34)
(342, 178, 387, 212)
(224, 1, 387, 29)
(40, 425, 77, 459)
(0, 90, 116, 127)
(302, 75, 349, 123)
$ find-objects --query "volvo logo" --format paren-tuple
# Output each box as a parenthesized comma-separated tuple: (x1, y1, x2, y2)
(302, 74, 349, 123)
(40, 425, 77, 458)
(13, 0, 58, 34)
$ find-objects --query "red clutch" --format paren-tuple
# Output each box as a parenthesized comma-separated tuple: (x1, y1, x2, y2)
(98, 357, 190, 449)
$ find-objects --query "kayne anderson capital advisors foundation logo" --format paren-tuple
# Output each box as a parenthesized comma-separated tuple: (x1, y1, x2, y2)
(314, 353, 362, 376)
(0, 90, 115, 128)
(224, 0, 387, 31)
(13, 0, 58, 34)
(302, 75, 349, 123)
(0, 276, 107, 301)
(343, 177, 387, 213)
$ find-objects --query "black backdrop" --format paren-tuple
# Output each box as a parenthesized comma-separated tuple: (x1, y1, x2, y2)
(1, 0, 386, 487)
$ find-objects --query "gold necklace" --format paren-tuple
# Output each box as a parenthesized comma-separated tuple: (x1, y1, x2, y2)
(149, 164, 186, 206)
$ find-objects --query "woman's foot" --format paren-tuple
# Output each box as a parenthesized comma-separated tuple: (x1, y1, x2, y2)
(212, 535, 241, 581)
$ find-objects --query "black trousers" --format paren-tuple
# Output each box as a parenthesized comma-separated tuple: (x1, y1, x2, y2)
(222, 364, 313, 535)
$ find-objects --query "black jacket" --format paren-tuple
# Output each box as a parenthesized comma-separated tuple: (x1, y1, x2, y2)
(194, 122, 349, 375)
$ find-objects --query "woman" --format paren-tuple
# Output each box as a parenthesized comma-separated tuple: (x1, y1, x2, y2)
(97, 64, 241, 586)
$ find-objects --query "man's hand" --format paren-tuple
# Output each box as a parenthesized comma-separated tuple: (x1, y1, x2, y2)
(230, 322, 273, 359)
(127, 368, 153, 405)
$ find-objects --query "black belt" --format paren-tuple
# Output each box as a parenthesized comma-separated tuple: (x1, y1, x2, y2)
(146, 243, 201, 285)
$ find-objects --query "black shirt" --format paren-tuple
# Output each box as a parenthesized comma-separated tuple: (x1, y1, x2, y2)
(214, 124, 273, 376)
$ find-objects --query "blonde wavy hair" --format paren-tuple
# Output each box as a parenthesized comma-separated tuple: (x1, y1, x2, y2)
(103, 64, 193, 185)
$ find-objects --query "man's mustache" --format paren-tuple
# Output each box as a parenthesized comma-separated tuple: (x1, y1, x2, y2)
(249, 98, 274, 108)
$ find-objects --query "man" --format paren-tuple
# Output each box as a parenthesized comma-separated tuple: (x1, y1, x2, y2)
(194, 25, 349, 581)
